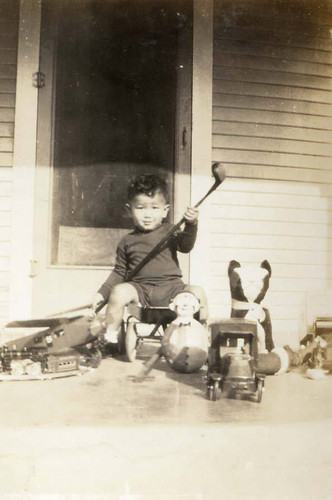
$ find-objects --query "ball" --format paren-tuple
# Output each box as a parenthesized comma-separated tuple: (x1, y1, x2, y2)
(162, 320, 209, 373)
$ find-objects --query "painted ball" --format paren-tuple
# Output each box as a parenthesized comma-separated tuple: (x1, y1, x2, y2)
(162, 320, 209, 373)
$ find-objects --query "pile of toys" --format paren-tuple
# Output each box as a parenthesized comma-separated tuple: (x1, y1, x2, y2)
(0, 315, 102, 380)
(2, 261, 329, 399)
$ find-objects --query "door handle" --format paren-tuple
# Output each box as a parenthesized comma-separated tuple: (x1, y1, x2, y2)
(182, 126, 187, 148)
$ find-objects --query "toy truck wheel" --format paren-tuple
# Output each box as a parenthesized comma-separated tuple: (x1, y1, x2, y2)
(254, 378, 264, 403)
(207, 380, 219, 401)
(117, 322, 126, 355)
(125, 322, 138, 362)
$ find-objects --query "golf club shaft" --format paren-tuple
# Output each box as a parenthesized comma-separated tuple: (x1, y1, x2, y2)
(127, 180, 221, 281)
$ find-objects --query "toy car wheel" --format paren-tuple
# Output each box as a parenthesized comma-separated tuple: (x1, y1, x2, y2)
(89, 347, 103, 368)
(125, 322, 138, 362)
(79, 347, 102, 368)
(207, 380, 219, 401)
(254, 378, 264, 403)
(117, 322, 126, 355)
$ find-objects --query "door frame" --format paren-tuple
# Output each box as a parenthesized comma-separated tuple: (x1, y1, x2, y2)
(190, 0, 213, 288)
(9, 0, 214, 319)
(9, 0, 42, 319)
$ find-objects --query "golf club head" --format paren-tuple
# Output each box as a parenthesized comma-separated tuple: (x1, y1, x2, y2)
(212, 162, 226, 186)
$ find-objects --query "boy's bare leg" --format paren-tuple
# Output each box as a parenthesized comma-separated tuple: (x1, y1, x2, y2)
(104, 283, 139, 343)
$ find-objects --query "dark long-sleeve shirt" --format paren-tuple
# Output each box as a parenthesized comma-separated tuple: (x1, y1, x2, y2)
(98, 222, 197, 300)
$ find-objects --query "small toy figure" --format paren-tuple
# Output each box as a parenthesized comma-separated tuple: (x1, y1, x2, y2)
(228, 260, 274, 352)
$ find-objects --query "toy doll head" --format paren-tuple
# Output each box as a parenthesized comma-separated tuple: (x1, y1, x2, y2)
(169, 291, 200, 319)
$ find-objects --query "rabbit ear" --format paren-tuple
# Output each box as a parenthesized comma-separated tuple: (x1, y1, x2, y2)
(261, 260, 272, 277)
(228, 260, 241, 276)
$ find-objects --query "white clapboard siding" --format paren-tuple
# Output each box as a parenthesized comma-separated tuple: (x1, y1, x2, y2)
(211, 0, 332, 346)
(0, 196, 11, 211)
(211, 234, 331, 253)
(214, 51, 332, 79)
(211, 218, 329, 238)
(0, 0, 19, 326)
(0, 211, 10, 226)
(209, 276, 332, 296)
(210, 290, 306, 308)
(214, 136, 332, 157)
(213, 121, 332, 145)
(0, 271, 9, 288)
(0, 255, 9, 270)
(211, 262, 330, 280)
(0, 180, 11, 196)
(213, 165, 332, 184)
(214, 38, 332, 65)
(0, 226, 10, 241)
(212, 206, 331, 225)
(212, 188, 331, 210)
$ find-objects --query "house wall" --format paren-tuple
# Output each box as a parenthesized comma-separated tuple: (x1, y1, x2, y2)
(0, 0, 19, 326)
(210, 0, 332, 346)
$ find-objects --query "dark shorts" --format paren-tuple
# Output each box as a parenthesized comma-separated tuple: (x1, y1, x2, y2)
(129, 279, 185, 308)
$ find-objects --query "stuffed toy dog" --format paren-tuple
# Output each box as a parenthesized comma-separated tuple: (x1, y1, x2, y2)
(228, 260, 274, 352)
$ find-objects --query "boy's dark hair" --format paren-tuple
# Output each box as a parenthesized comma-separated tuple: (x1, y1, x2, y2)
(127, 174, 169, 202)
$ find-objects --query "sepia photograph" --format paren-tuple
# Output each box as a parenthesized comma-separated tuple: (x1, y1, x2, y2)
(0, 0, 332, 498)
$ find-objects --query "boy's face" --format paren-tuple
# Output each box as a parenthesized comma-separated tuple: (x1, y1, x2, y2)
(128, 191, 169, 231)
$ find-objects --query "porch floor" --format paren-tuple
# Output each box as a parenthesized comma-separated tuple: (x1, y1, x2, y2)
(1, 345, 332, 499)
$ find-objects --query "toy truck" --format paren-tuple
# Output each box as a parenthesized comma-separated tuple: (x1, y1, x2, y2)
(206, 319, 265, 403)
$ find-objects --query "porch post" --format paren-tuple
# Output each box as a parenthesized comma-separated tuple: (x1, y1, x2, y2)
(9, 0, 41, 319)
(190, 0, 213, 288)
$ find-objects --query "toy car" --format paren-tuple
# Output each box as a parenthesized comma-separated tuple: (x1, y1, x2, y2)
(206, 319, 265, 403)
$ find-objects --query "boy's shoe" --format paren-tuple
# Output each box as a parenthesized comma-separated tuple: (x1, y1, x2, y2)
(104, 328, 119, 344)
(89, 317, 105, 337)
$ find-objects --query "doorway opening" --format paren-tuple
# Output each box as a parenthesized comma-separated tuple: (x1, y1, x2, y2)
(50, 0, 193, 267)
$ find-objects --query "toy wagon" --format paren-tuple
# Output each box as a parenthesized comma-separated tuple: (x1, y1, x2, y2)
(117, 290, 207, 366)
(206, 318, 265, 402)
(117, 304, 176, 361)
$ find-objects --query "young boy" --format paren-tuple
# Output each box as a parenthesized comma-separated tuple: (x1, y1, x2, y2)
(92, 174, 199, 344)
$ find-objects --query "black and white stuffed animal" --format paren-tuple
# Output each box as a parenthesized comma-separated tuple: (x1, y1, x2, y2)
(227, 260, 325, 374)
(228, 260, 274, 352)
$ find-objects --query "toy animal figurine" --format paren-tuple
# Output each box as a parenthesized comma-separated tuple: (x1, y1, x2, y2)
(228, 260, 274, 352)
(133, 291, 209, 380)
(300, 334, 328, 379)
(255, 337, 328, 377)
